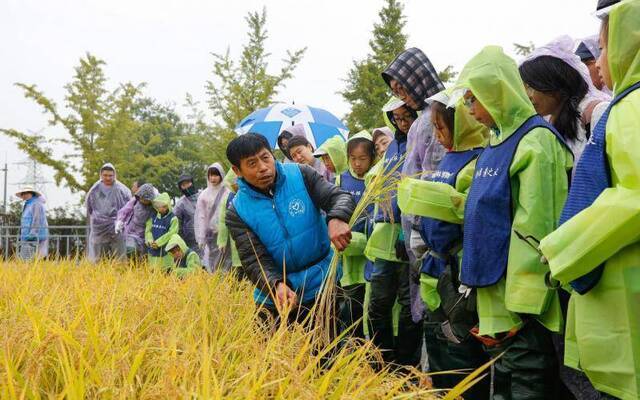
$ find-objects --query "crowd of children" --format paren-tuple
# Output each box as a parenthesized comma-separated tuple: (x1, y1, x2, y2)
(223, 1, 639, 398)
(77, 1, 640, 398)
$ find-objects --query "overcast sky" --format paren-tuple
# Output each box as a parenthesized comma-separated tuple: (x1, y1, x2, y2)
(0, 0, 600, 209)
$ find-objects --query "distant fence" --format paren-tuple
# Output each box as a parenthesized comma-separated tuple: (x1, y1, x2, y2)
(0, 225, 88, 259)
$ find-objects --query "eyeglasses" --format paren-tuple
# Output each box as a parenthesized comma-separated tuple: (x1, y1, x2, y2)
(392, 114, 415, 124)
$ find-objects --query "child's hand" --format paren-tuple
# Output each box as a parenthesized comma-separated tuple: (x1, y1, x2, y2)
(151, 242, 159, 249)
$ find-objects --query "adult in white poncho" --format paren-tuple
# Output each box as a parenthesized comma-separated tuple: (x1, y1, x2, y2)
(85, 163, 132, 262)
(194, 163, 229, 272)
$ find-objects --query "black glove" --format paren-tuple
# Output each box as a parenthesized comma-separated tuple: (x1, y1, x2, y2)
(395, 240, 410, 262)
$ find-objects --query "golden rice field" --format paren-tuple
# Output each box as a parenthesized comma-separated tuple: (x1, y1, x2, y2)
(0, 259, 466, 399)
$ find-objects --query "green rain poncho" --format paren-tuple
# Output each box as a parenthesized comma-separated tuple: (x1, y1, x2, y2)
(165, 234, 201, 278)
(539, 2, 640, 398)
(446, 46, 573, 337)
(337, 130, 374, 286)
(317, 135, 348, 176)
(216, 169, 241, 268)
(145, 192, 179, 271)
(397, 90, 489, 310)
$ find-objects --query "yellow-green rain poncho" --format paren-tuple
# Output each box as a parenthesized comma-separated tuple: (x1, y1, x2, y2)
(216, 169, 241, 268)
(336, 130, 374, 286)
(165, 234, 201, 278)
(397, 89, 489, 311)
(540, 2, 640, 398)
(447, 46, 573, 337)
(316, 135, 348, 177)
(145, 192, 179, 271)
(363, 97, 408, 263)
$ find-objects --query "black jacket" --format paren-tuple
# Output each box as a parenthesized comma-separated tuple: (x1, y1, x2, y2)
(226, 164, 355, 294)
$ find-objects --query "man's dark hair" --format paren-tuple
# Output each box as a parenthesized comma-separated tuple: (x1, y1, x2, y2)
(226, 134, 272, 168)
(287, 135, 313, 151)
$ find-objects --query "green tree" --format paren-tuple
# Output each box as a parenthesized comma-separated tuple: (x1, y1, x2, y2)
(206, 8, 306, 160)
(1, 53, 213, 197)
(340, 0, 408, 132)
(514, 41, 536, 57)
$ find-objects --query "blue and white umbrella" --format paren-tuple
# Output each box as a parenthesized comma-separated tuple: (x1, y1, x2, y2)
(234, 103, 348, 149)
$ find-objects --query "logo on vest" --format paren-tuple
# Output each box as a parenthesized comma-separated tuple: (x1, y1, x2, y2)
(431, 170, 453, 180)
(475, 167, 500, 178)
(288, 198, 306, 217)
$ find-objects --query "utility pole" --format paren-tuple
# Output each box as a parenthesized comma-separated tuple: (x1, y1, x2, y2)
(1, 162, 7, 215)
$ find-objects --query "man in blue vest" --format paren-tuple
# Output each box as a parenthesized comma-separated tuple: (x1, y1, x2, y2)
(225, 134, 356, 324)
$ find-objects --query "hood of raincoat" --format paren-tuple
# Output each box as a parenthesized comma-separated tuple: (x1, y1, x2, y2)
(428, 89, 489, 151)
(382, 48, 445, 110)
(522, 35, 611, 104)
(135, 183, 156, 202)
(165, 234, 188, 252)
(382, 97, 411, 134)
(346, 130, 374, 175)
(575, 34, 600, 61)
(608, 0, 640, 95)
(223, 169, 238, 193)
(100, 162, 117, 180)
(316, 136, 348, 175)
(372, 126, 393, 143)
(153, 192, 172, 212)
(206, 163, 226, 189)
(453, 46, 536, 140)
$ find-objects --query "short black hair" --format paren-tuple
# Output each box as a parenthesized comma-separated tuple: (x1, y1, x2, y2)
(347, 138, 376, 163)
(226, 134, 272, 168)
(287, 135, 313, 151)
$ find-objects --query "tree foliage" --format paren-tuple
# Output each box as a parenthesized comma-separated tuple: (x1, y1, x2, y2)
(206, 8, 306, 163)
(340, 0, 408, 132)
(1, 53, 213, 197)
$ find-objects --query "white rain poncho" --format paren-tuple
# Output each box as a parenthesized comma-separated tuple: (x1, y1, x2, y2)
(85, 163, 132, 261)
(194, 163, 229, 270)
(521, 35, 612, 161)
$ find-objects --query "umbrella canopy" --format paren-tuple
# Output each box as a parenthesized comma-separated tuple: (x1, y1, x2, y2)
(234, 103, 348, 149)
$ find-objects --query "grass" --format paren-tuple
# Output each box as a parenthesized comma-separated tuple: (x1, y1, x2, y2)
(0, 259, 444, 399)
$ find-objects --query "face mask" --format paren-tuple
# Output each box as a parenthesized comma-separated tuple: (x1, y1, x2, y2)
(181, 185, 197, 197)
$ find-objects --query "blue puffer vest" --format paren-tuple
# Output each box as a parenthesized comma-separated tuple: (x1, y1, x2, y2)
(233, 162, 335, 305)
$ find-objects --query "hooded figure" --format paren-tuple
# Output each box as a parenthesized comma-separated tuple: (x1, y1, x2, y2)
(335, 130, 376, 338)
(521, 35, 612, 162)
(145, 192, 179, 270)
(398, 90, 491, 395)
(313, 135, 348, 183)
(174, 174, 200, 253)
(216, 169, 242, 273)
(363, 48, 445, 368)
(85, 163, 132, 262)
(16, 187, 49, 260)
(540, 2, 640, 398)
(194, 163, 230, 272)
(165, 234, 201, 278)
(384, 50, 448, 326)
(448, 46, 573, 399)
(115, 183, 158, 258)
